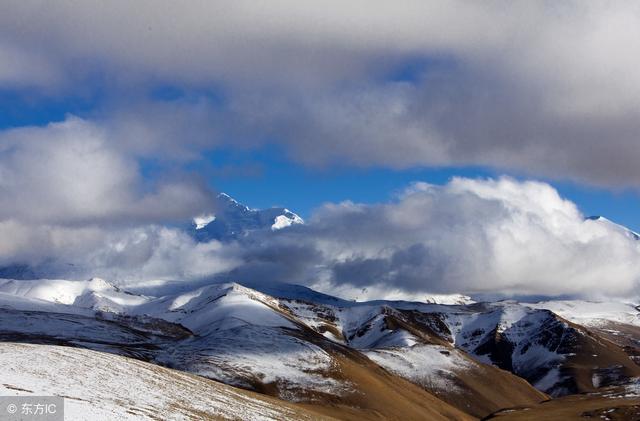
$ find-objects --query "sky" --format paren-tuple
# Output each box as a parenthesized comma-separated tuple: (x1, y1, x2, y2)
(1, 1, 640, 300)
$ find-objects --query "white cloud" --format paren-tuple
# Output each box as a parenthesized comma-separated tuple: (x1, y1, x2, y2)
(228, 177, 640, 299)
(0, 116, 214, 225)
(0, 115, 231, 281)
(0, 221, 241, 282)
(1, 2, 640, 185)
(0, 176, 638, 299)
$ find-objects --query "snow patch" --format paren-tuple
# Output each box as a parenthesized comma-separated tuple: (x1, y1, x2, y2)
(365, 344, 471, 393)
(193, 214, 216, 229)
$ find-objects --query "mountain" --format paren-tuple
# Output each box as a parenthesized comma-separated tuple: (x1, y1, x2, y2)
(274, 294, 640, 403)
(0, 342, 334, 421)
(586, 215, 640, 241)
(2, 277, 640, 419)
(190, 193, 304, 241)
(486, 381, 640, 420)
(0, 279, 473, 420)
(531, 299, 640, 370)
(0, 193, 304, 280)
(1, 205, 640, 419)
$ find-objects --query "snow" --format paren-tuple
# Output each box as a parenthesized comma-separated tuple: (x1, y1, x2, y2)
(528, 300, 640, 327)
(422, 293, 475, 305)
(0, 280, 351, 402)
(128, 282, 351, 400)
(622, 379, 640, 397)
(441, 309, 503, 349)
(365, 344, 471, 393)
(191, 193, 304, 240)
(193, 213, 216, 229)
(337, 307, 418, 349)
(588, 216, 640, 240)
(271, 213, 304, 230)
(1, 276, 636, 403)
(0, 291, 94, 316)
(534, 367, 564, 391)
(280, 300, 345, 343)
(156, 324, 347, 401)
(0, 278, 148, 313)
(0, 278, 110, 305)
(136, 283, 294, 332)
(0, 342, 316, 421)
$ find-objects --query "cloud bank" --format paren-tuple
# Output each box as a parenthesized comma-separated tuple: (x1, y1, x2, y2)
(1, 1, 640, 186)
(1, 2, 640, 300)
(3, 176, 638, 300)
(228, 177, 640, 299)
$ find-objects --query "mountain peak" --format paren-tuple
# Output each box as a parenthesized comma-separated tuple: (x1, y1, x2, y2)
(216, 192, 250, 211)
(586, 215, 640, 240)
(191, 193, 303, 241)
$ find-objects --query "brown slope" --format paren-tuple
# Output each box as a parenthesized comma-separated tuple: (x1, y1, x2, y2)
(590, 321, 640, 364)
(553, 318, 640, 394)
(258, 302, 476, 421)
(366, 309, 549, 418)
(276, 298, 548, 418)
(484, 388, 640, 421)
(299, 350, 476, 421)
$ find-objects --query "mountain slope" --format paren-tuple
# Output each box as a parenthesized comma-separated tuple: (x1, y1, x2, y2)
(0, 280, 472, 420)
(420, 301, 640, 397)
(274, 292, 640, 400)
(2, 277, 639, 419)
(278, 298, 548, 417)
(0, 342, 335, 421)
(486, 383, 640, 420)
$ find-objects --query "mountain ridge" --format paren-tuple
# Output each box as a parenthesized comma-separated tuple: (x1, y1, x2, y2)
(3, 276, 639, 418)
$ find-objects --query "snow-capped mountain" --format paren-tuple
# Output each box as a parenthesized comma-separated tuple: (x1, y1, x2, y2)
(0, 278, 474, 420)
(190, 193, 303, 241)
(2, 205, 640, 419)
(3, 277, 640, 419)
(587, 215, 640, 240)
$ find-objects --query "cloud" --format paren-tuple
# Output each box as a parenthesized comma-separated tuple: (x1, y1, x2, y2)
(0, 41, 62, 89)
(225, 177, 640, 299)
(0, 116, 215, 225)
(0, 114, 231, 281)
(0, 221, 241, 282)
(1, 3, 640, 299)
(0, 176, 638, 299)
(1, 2, 640, 186)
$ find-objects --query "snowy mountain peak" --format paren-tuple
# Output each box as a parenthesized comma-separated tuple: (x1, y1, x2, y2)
(217, 192, 251, 211)
(190, 193, 303, 241)
(586, 215, 640, 240)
